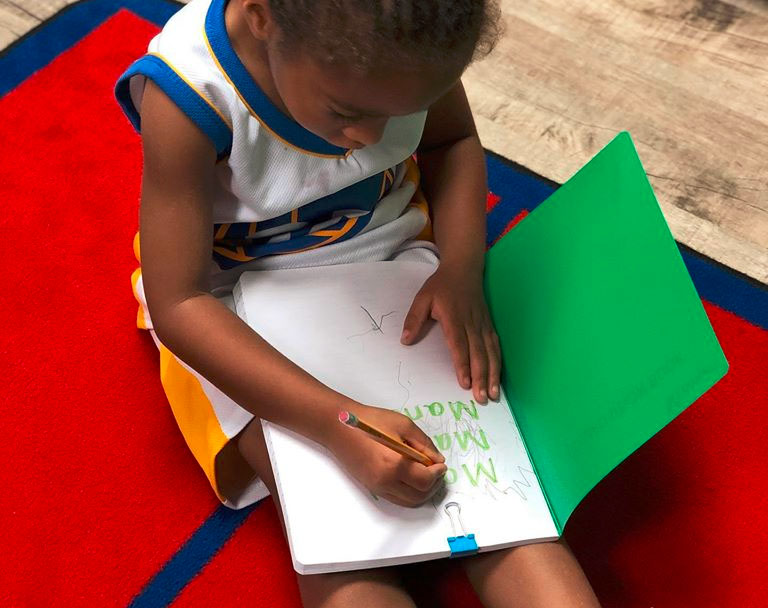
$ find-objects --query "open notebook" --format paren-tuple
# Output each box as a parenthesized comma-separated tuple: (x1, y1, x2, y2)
(233, 132, 728, 574)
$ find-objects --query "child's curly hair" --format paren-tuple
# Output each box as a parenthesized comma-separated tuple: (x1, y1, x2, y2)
(269, 0, 503, 72)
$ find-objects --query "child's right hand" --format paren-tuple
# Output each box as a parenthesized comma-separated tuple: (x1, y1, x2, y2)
(325, 404, 447, 507)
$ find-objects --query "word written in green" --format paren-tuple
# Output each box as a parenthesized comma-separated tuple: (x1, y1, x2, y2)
(444, 458, 498, 487)
(433, 429, 489, 452)
(401, 400, 478, 422)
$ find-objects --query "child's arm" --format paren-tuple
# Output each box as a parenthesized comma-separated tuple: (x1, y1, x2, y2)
(139, 81, 446, 505)
(404, 80, 501, 404)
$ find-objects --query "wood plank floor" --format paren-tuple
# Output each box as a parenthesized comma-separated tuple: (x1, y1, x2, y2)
(3, 0, 766, 281)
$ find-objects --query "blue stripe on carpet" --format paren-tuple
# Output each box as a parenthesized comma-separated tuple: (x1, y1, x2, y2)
(0, 0, 180, 97)
(680, 246, 768, 330)
(485, 153, 768, 330)
(485, 152, 556, 246)
(128, 504, 256, 607)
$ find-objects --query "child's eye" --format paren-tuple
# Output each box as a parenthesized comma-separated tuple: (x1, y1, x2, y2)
(330, 108, 361, 123)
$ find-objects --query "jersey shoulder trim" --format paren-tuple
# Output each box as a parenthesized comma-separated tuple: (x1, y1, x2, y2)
(115, 52, 233, 159)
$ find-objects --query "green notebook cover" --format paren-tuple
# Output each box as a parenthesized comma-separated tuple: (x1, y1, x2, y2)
(484, 132, 728, 534)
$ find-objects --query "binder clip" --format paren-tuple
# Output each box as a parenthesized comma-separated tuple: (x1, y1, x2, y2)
(444, 501, 478, 557)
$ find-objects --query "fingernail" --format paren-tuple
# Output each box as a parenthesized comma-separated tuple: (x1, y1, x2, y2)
(479, 389, 487, 403)
(462, 375, 471, 388)
(491, 385, 500, 400)
(401, 330, 409, 343)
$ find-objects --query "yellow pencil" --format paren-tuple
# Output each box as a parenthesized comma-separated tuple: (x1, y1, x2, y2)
(338, 410, 434, 466)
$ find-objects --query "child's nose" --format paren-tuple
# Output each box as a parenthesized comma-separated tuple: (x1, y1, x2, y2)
(343, 117, 389, 148)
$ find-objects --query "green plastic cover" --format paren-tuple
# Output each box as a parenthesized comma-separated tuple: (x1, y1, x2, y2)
(484, 132, 728, 532)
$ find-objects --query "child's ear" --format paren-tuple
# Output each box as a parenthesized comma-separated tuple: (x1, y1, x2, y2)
(241, 0, 275, 42)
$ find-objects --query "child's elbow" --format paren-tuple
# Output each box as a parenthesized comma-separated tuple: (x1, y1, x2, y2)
(146, 289, 210, 351)
(146, 297, 177, 345)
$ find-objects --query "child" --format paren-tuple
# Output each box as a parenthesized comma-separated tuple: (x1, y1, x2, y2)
(116, 0, 601, 605)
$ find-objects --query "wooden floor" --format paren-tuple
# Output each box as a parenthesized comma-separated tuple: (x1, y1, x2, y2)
(3, 0, 766, 282)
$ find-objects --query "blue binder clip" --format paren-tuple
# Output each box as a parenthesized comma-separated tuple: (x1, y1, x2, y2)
(445, 501, 478, 557)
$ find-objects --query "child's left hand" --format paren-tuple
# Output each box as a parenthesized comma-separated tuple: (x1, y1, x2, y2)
(401, 263, 501, 404)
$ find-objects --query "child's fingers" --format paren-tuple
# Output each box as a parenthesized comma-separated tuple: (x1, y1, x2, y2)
(375, 456, 446, 507)
(389, 478, 438, 506)
(438, 316, 471, 390)
(379, 492, 408, 508)
(399, 419, 445, 464)
(396, 478, 441, 504)
(395, 458, 447, 492)
(467, 327, 489, 404)
(485, 329, 502, 400)
(380, 491, 422, 508)
(401, 291, 432, 345)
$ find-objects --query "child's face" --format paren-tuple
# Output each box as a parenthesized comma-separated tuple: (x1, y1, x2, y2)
(269, 49, 461, 150)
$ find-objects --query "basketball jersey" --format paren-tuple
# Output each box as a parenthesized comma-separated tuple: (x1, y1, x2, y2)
(115, 0, 434, 296)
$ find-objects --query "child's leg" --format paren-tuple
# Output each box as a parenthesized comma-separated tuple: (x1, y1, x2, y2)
(237, 420, 417, 608)
(460, 540, 601, 608)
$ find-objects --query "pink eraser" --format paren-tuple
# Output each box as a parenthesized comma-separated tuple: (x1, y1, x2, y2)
(338, 410, 358, 426)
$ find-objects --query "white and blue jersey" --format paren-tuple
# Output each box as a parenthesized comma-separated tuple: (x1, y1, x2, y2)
(115, 0, 436, 304)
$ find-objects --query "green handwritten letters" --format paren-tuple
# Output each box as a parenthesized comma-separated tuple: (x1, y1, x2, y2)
(400, 400, 497, 487)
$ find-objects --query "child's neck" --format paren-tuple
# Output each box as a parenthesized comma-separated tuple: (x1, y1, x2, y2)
(224, 0, 293, 119)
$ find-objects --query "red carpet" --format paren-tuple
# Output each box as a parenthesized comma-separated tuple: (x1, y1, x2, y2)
(0, 5, 766, 607)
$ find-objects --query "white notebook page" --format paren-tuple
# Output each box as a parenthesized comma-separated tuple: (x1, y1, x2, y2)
(234, 261, 557, 574)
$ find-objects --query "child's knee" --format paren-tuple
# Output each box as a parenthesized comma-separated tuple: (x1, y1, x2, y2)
(297, 567, 414, 608)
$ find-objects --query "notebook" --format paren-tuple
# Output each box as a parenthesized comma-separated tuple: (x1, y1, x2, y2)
(232, 132, 728, 574)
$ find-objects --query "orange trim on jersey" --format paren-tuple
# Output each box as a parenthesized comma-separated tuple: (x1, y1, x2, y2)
(409, 187, 434, 242)
(215, 223, 231, 240)
(131, 232, 148, 329)
(309, 217, 357, 239)
(401, 157, 433, 241)
(212, 245, 256, 263)
(133, 232, 141, 263)
(378, 171, 388, 199)
(130, 268, 148, 330)
(214, 216, 360, 261)
(284, 217, 359, 255)
(403, 155, 420, 186)
(378, 168, 396, 200)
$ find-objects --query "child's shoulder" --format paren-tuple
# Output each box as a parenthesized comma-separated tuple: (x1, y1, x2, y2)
(115, 0, 235, 159)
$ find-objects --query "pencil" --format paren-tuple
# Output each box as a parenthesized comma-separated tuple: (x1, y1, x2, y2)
(338, 410, 434, 466)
